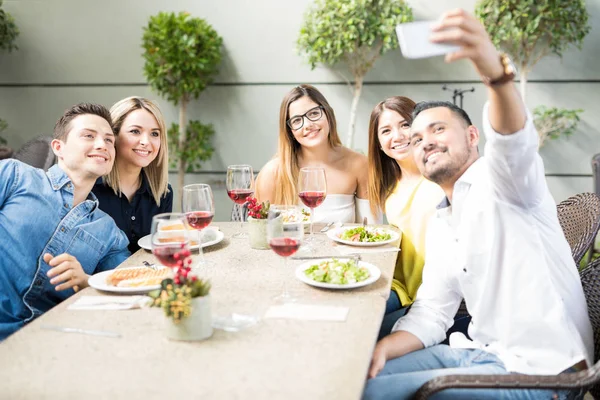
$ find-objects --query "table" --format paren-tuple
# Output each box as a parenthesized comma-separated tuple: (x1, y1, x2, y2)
(0, 222, 400, 400)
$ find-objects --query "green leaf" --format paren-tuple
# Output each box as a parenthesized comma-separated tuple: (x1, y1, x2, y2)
(168, 120, 216, 172)
(0, 0, 18, 52)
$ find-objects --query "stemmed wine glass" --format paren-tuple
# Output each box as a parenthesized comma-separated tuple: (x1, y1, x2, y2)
(267, 207, 304, 303)
(151, 213, 192, 270)
(226, 164, 255, 239)
(182, 183, 215, 270)
(298, 167, 327, 244)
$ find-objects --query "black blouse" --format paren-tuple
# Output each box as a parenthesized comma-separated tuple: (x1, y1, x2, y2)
(92, 174, 173, 253)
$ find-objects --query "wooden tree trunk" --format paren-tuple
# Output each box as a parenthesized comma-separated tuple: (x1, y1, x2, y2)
(176, 98, 188, 209)
(346, 76, 363, 149)
(519, 68, 528, 103)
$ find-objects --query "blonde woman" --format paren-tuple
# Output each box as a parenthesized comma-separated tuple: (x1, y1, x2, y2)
(368, 96, 470, 340)
(93, 96, 172, 252)
(256, 84, 380, 224)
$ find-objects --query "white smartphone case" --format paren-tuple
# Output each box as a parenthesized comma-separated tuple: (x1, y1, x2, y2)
(395, 21, 460, 59)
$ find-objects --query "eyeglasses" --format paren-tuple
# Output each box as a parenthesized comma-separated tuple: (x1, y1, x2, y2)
(287, 106, 324, 131)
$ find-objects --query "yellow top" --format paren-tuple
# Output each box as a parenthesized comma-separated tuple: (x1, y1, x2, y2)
(385, 177, 444, 306)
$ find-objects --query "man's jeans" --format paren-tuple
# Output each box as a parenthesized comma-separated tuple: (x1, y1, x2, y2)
(363, 345, 582, 400)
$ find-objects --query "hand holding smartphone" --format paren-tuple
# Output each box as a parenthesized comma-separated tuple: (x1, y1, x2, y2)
(395, 21, 460, 59)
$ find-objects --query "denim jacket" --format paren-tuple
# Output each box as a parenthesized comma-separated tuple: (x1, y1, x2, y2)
(0, 160, 130, 340)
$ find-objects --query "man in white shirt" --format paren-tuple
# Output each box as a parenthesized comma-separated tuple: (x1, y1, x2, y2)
(363, 9, 593, 400)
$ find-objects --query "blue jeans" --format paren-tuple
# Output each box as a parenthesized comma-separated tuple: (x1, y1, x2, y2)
(363, 345, 580, 400)
(379, 291, 472, 342)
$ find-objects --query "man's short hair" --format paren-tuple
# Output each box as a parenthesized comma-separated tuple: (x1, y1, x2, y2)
(53, 103, 112, 141)
(412, 101, 473, 127)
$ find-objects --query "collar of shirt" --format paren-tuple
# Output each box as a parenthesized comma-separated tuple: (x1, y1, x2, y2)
(47, 164, 99, 209)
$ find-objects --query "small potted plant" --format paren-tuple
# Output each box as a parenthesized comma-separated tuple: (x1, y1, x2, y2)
(149, 248, 212, 341)
(246, 197, 270, 250)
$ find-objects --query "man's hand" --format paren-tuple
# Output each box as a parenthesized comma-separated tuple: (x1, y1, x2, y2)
(367, 340, 389, 379)
(44, 253, 89, 292)
(430, 9, 503, 82)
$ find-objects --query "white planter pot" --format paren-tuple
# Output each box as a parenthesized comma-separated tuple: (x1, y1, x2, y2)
(247, 216, 270, 250)
(165, 295, 213, 341)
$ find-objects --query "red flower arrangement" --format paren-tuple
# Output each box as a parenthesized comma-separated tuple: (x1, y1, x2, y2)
(247, 197, 270, 219)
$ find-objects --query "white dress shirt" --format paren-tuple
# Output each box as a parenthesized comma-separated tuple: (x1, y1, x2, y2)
(393, 103, 594, 375)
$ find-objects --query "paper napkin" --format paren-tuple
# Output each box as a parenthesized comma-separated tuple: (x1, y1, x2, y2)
(68, 295, 151, 310)
(264, 303, 349, 322)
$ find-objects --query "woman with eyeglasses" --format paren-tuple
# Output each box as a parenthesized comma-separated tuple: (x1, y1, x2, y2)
(367, 96, 472, 341)
(93, 96, 172, 253)
(256, 84, 380, 224)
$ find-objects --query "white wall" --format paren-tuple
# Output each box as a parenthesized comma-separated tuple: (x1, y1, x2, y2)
(1, 0, 599, 220)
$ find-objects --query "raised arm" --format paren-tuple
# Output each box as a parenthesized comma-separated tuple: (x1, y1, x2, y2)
(431, 9, 544, 208)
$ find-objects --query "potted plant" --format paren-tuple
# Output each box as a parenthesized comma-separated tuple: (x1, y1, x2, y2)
(0, 0, 18, 157)
(297, 0, 413, 148)
(246, 197, 270, 250)
(476, 0, 590, 146)
(142, 11, 223, 205)
(149, 248, 213, 341)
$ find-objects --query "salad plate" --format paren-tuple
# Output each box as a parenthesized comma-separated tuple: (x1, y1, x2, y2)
(295, 258, 381, 289)
(326, 226, 399, 247)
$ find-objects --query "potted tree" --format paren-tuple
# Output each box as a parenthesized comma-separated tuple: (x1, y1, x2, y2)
(297, 0, 413, 148)
(142, 11, 223, 204)
(0, 0, 18, 159)
(476, 0, 590, 146)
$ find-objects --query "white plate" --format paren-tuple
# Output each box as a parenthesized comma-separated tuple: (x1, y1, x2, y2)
(326, 226, 399, 247)
(88, 266, 168, 294)
(138, 228, 224, 251)
(295, 258, 381, 290)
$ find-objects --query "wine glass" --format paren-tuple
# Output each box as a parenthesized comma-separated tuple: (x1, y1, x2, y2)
(267, 207, 304, 303)
(298, 167, 327, 244)
(182, 184, 215, 270)
(226, 164, 255, 239)
(151, 213, 192, 270)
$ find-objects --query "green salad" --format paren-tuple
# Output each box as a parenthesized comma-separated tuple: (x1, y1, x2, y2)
(304, 259, 370, 285)
(339, 226, 392, 243)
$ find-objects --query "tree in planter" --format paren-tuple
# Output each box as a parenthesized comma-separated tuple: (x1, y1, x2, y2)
(142, 11, 222, 203)
(476, 0, 590, 145)
(0, 0, 18, 150)
(297, 0, 413, 148)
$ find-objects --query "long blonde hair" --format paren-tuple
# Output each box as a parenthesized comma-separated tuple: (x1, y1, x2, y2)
(271, 84, 342, 205)
(105, 96, 169, 206)
(367, 96, 417, 216)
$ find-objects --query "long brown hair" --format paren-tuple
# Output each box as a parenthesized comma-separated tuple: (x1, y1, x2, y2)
(105, 96, 169, 206)
(270, 84, 342, 205)
(367, 96, 417, 216)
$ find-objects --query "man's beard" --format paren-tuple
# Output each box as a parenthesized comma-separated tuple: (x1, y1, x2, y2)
(425, 146, 472, 185)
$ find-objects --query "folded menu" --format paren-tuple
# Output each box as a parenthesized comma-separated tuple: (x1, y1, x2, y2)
(68, 295, 151, 310)
(264, 303, 349, 322)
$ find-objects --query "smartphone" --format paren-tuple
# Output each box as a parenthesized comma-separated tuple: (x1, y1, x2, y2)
(395, 21, 460, 59)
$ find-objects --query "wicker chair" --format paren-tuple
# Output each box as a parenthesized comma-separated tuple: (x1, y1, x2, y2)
(230, 203, 248, 222)
(589, 155, 600, 263)
(13, 136, 56, 171)
(557, 193, 600, 265)
(414, 256, 600, 400)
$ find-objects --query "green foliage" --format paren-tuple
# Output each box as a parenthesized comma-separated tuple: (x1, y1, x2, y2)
(0, 0, 18, 52)
(168, 120, 215, 172)
(297, 0, 413, 76)
(475, 0, 590, 72)
(534, 106, 583, 146)
(142, 11, 223, 105)
(149, 277, 211, 323)
(0, 118, 7, 145)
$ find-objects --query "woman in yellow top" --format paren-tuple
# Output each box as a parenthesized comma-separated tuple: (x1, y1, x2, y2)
(367, 96, 446, 340)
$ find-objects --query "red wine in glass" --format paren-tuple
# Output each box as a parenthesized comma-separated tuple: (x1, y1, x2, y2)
(227, 189, 254, 205)
(299, 191, 326, 208)
(186, 211, 214, 230)
(153, 245, 185, 268)
(269, 237, 301, 257)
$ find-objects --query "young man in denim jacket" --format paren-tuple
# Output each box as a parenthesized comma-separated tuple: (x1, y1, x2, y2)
(0, 103, 130, 340)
